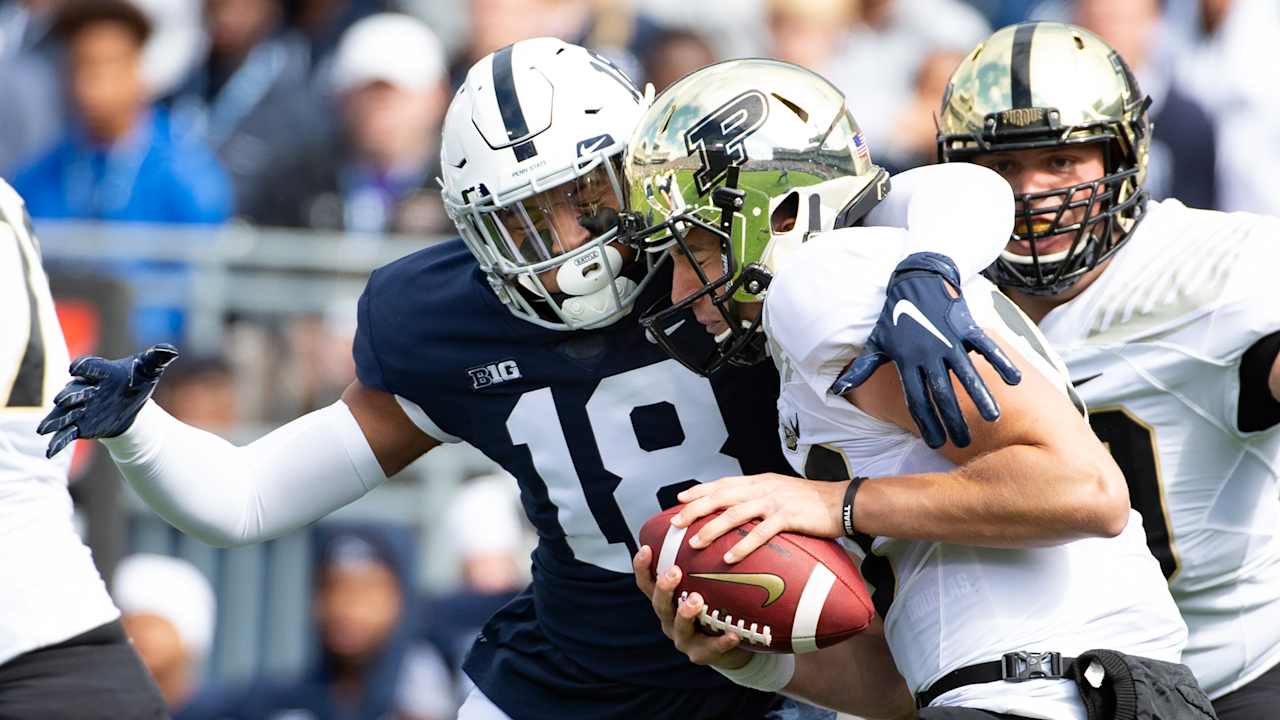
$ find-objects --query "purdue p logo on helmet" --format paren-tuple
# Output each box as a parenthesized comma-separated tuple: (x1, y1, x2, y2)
(937, 22, 1152, 295)
(622, 58, 889, 375)
(685, 90, 770, 195)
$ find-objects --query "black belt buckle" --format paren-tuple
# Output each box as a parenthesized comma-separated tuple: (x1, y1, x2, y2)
(1001, 651, 1063, 682)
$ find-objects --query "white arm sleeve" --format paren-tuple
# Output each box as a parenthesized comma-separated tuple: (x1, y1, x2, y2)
(101, 400, 388, 548)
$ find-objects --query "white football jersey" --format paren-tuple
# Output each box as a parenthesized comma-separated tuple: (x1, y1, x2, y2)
(1037, 199, 1280, 699)
(764, 228, 1186, 720)
(0, 180, 118, 665)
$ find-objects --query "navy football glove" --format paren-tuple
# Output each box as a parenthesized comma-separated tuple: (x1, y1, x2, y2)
(829, 252, 1021, 449)
(37, 344, 179, 458)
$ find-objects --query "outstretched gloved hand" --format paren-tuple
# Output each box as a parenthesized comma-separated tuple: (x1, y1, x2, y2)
(38, 344, 180, 458)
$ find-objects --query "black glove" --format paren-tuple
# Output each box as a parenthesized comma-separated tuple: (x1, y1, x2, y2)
(829, 252, 1021, 448)
(38, 344, 180, 458)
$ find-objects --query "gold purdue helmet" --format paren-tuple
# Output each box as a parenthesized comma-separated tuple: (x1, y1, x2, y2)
(622, 58, 888, 375)
(937, 22, 1151, 295)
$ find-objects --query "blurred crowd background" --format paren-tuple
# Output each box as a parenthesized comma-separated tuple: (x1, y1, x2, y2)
(2, 0, 1276, 718)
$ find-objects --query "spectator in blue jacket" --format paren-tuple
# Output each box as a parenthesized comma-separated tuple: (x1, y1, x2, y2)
(11, 0, 231, 346)
(12, 0, 231, 224)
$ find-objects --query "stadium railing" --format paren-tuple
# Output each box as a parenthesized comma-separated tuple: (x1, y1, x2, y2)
(38, 220, 506, 683)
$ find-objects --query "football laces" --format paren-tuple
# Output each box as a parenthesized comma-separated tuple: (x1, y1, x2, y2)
(680, 590, 774, 647)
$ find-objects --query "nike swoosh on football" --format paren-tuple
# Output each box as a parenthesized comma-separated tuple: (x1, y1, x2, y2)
(689, 572, 786, 607)
(1071, 373, 1103, 388)
(891, 299, 954, 348)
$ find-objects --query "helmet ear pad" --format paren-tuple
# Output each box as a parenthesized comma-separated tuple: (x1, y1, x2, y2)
(770, 191, 800, 234)
(758, 171, 890, 281)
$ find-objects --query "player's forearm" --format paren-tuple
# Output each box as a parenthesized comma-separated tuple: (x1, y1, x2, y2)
(784, 631, 914, 719)
(855, 444, 1128, 548)
(102, 400, 386, 547)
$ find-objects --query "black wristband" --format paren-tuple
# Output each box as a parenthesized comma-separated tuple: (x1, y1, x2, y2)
(842, 476, 868, 538)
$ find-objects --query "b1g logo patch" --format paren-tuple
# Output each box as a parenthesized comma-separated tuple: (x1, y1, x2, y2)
(684, 90, 769, 196)
(468, 359, 522, 389)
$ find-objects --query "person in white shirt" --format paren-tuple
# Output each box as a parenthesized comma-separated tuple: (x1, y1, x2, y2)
(933, 21, 1280, 720)
(0, 178, 167, 717)
(621, 57, 1201, 719)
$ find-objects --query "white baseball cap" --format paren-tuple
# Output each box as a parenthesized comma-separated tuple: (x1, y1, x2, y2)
(448, 473, 526, 557)
(113, 554, 217, 659)
(134, 0, 207, 99)
(331, 13, 446, 95)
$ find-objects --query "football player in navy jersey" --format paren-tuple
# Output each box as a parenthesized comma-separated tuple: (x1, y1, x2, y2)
(37, 39, 1011, 720)
(36, 38, 818, 720)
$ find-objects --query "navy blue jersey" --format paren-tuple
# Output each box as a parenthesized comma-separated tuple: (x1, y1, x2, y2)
(353, 240, 790, 689)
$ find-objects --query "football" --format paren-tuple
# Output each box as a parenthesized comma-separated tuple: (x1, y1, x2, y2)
(639, 504, 874, 654)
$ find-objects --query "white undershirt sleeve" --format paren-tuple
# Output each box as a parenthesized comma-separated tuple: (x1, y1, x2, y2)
(101, 400, 388, 548)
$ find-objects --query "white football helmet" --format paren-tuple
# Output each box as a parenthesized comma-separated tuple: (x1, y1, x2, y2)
(441, 37, 659, 330)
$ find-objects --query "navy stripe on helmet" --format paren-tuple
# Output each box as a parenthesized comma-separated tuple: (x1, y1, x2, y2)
(512, 141, 536, 161)
(492, 44, 537, 160)
(1010, 23, 1036, 109)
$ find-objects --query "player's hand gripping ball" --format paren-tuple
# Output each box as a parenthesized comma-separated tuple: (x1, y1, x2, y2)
(639, 505, 874, 653)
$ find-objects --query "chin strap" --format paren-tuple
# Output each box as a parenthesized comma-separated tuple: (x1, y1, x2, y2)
(713, 165, 747, 236)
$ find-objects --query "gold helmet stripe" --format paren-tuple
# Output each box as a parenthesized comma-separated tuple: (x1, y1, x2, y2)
(1010, 22, 1036, 109)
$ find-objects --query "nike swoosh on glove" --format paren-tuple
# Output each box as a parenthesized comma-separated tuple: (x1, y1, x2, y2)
(828, 252, 1021, 449)
(37, 344, 180, 458)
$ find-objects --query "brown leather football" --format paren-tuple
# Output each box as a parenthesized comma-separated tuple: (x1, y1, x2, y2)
(639, 504, 874, 654)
